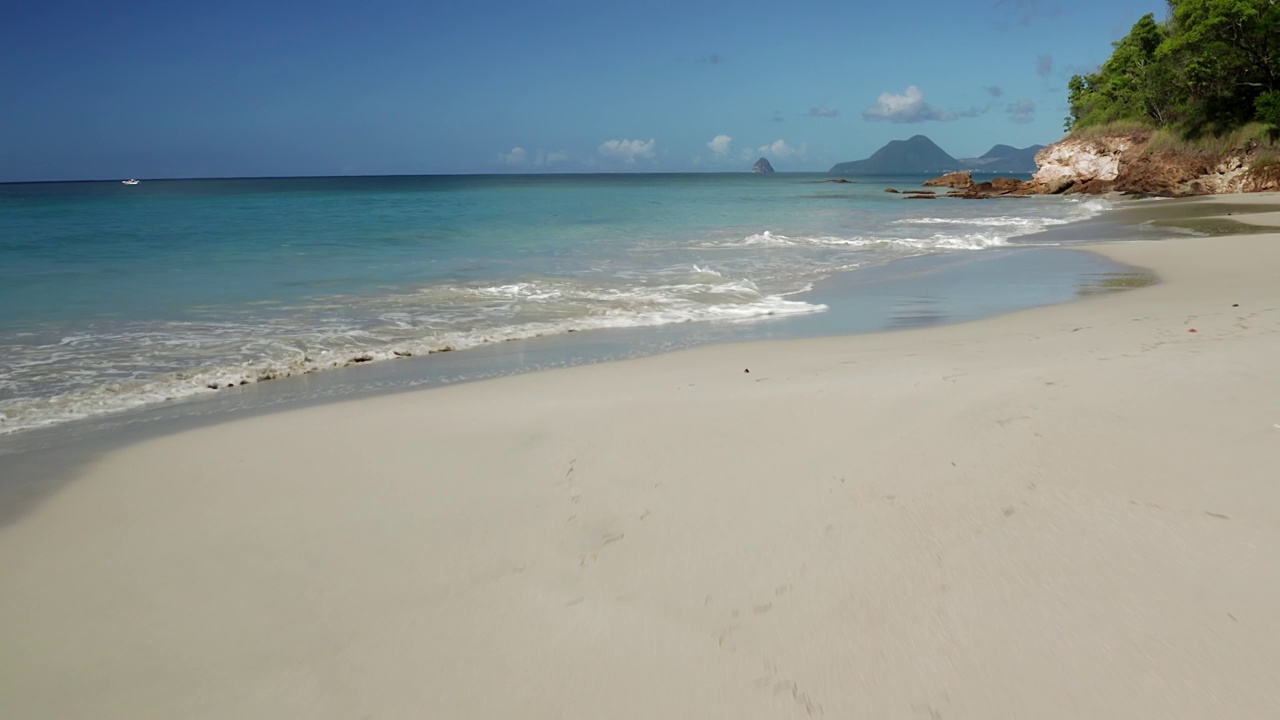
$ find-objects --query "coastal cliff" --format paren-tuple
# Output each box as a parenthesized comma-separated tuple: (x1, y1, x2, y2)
(927, 131, 1280, 198)
(1030, 131, 1280, 196)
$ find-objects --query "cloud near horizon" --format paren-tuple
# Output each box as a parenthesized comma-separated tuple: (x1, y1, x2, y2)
(862, 86, 953, 123)
(706, 134, 732, 156)
(757, 139, 794, 158)
(806, 107, 839, 118)
(500, 147, 527, 166)
(598, 138, 656, 162)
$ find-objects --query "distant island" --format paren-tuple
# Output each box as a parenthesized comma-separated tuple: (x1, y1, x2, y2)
(752, 157, 775, 173)
(829, 135, 1044, 175)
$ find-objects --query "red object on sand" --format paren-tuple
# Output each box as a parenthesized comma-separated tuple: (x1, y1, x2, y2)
(1188, 328, 1197, 333)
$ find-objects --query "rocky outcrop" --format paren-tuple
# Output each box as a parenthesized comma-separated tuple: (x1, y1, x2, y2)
(943, 178, 1038, 199)
(923, 171, 973, 189)
(1028, 131, 1280, 196)
(1030, 134, 1139, 194)
(752, 157, 775, 174)
(921, 130, 1280, 198)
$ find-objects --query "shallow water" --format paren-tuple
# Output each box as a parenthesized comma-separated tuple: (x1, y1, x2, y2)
(1, 173, 1109, 435)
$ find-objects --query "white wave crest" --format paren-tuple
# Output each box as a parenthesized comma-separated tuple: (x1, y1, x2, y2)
(0, 276, 826, 436)
(894, 216, 1067, 228)
(740, 231, 795, 246)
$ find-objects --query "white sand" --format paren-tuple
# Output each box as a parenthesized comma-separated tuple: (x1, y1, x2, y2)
(3, 198, 1280, 719)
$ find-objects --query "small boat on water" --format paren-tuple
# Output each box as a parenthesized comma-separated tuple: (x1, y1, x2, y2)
(122, 179, 139, 185)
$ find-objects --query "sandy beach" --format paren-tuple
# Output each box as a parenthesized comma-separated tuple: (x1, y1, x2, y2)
(3, 195, 1279, 719)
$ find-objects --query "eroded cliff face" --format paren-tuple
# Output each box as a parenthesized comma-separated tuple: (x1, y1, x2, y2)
(1031, 134, 1139, 193)
(1029, 131, 1280, 196)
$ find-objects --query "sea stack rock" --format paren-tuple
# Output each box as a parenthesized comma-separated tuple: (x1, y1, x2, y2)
(923, 171, 974, 189)
(752, 157, 775, 173)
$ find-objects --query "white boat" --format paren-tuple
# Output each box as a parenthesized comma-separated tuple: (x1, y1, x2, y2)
(122, 179, 139, 185)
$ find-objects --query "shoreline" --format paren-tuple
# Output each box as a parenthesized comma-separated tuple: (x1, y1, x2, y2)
(0, 180, 1111, 441)
(0, 243, 1145, 531)
(3, 194, 1280, 718)
(30, 181, 1268, 447)
(0, 244, 1141, 454)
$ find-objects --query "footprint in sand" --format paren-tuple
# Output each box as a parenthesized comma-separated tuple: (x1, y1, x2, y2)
(757, 662, 824, 717)
(718, 625, 740, 651)
(579, 532, 625, 568)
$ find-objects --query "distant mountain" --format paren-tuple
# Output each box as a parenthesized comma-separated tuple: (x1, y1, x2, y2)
(959, 144, 1046, 173)
(828, 135, 958, 175)
(829, 136, 1045, 175)
(752, 157, 775, 173)
(981, 144, 1024, 159)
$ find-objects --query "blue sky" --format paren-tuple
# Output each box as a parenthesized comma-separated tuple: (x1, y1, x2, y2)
(0, 0, 1168, 181)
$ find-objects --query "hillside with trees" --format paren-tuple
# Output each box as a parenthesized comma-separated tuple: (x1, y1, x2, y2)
(1065, 0, 1280, 140)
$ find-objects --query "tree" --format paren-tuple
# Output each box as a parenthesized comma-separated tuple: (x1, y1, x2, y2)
(1258, 91, 1280, 141)
(1065, 14, 1178, 130)
(1164, 0, 1280, 133)
(1066, 1, 1280, 139)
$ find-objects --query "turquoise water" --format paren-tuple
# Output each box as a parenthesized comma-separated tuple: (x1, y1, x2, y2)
(0, 174, 1109, 434)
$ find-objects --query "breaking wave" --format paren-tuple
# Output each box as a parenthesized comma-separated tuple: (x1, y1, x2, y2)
(0, 272, 824, 435)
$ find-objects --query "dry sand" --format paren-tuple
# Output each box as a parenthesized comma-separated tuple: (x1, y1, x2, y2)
(3, 195, 1280, 719)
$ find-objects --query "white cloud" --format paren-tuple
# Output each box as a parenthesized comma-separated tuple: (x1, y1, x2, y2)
(598, 138, 656, 162)
(862, 86, 953, 123)
(706, 134, 733, 156)
(757, 139, 794, 159)
(500, 147, 527, 166)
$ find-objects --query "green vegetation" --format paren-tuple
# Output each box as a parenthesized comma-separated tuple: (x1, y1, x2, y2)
(1145, 122, 1276, 154)
(1066, 0, 1280, 140)
(1076, 272, 1158, 298)
(1065, 119, 1161, 139)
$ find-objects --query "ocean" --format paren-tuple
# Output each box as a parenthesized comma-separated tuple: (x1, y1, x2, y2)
(0, 173, 1113, 437)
